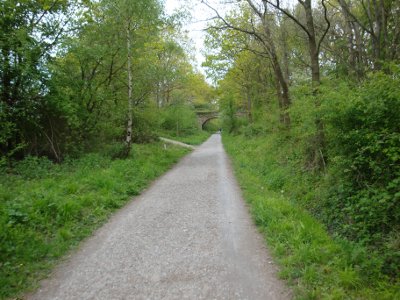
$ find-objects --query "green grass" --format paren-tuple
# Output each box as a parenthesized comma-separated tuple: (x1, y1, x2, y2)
(223, 134, 400, 299)
(158, 130, 211, 145)
(0, 142, 189, 299)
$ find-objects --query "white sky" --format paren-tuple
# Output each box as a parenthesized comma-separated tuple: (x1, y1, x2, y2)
(164, 0, 295, 74)
(164, 0, 232, 73)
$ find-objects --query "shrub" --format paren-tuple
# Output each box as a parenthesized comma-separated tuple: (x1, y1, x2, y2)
(160, 104, 198, 136)
(320, 72, 400, 276)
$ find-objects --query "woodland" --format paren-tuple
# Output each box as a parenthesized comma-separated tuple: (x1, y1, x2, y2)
(0, 0, 399, 298)
(0, 0, 214, 162)
(203, 0, 400, 297)
(0, 0, 213, 297)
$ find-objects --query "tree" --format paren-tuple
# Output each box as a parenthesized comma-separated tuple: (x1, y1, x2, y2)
(0, 0, 73, 160)
(100, 0, 162, 157)
(338, 0, 399, 69)
(258, 0, 330, 168)
(203, 1, 291, 126)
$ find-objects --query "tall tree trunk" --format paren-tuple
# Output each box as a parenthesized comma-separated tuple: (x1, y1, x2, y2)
(262, 17, 291, 127)
(245, 85, 252, 122)
(272, 62, 291, 127)
(124, 22, 133, 157)
(280, 24, 291, 86)
(156, 82, 161, 108)
(245, 0, 291, 127)
(303, 0, 320, 88)
(302, 0, 326, 169)
(339, 0, 357, 76)
(353, 23, 365, 77)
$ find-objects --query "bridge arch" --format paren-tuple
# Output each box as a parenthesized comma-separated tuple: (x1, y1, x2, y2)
(196, 111, 219, 130)
(201, 116, 219, 130)
(196, 110, 247, 130)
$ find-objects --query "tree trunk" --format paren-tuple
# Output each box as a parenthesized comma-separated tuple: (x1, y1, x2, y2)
(156, 82, 162, 108)
(245, 0, 291, 127)
(246, 86, 252, 122)
(303, 0, 320, 88)
(262, 16, 291, 127)
(124, 22, 133, 157)
(339, 0, 357, 76)
(302, 0, 326, 169)
(280, 21, 291, 85)
(272, 59, 291, 127)
(353, 23, 365, 77)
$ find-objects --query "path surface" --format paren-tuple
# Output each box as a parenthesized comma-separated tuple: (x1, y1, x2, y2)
(159, 137, 196, 149)
(29, 134, 291, 300)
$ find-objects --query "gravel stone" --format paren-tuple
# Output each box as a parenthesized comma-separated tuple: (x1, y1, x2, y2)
(28, 134, 291, 300)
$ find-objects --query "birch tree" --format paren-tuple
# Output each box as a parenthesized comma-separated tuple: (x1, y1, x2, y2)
(104, 0, 161, 157)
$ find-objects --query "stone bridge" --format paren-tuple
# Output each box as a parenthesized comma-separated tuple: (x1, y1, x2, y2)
(196, 111, 219, 129)
(196, 111, 247, 129)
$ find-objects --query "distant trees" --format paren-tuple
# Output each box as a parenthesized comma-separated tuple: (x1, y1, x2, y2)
(203, 1, 291, 127)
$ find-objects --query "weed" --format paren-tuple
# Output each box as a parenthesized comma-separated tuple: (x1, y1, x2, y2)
(223, 134, 400, 299)
(0, 142, 188, 299)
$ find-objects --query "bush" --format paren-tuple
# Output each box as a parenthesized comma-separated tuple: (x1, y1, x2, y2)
(203, 119, 221, 132)
(222, 134, 399, 299)
(0, 142, 188, 298)
(11, 156, 55, 179)
(240, 123, 266, 137)
(160, 104, 198, 136)
(220, 71, 400, 284)
(131, 108, 159, 144)
(320, 73, 400, 277)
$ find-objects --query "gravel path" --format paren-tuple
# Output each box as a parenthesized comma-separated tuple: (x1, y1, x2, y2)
(159, 137, 196, 149)
(28, 134, 291, 300)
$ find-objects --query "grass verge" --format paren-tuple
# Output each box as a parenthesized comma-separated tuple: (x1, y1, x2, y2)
(158, 130, 211, 145)
(223, 134, 399, 299)
(0, 142, 189, 299)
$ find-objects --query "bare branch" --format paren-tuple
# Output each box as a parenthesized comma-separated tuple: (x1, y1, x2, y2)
(317, 0, 331, 54)
(31, 0, 59, 28)
(361, 0, 375, 35)
(263, 0, 311, 38)
(246, 0, 263, 19)
(202, 0, 271, 55)
(340, 0, 373, 35)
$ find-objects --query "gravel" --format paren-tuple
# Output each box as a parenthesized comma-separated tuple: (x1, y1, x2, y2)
(28, 134, 291, 300)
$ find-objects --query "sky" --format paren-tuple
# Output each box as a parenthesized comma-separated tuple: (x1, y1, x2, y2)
(164, 0, 231, 73)
(164, 0, 295, 74)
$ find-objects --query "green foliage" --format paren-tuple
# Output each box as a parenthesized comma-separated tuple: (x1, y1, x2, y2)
(318, 73, 400, 277)
(218, 71, 400, 296)
(159, 131, 211, 146)
(223, 134, 399, 299)
(0, 0, 71, 159)
(1, 0, 208, 162)
(239, 122, 267, 137)
(203, 119, 221, 133)
(0, 143, 188, 299)
(204, 0, 400, 296)
(219, 92, 238, 133)
(160, 103, 199, 136)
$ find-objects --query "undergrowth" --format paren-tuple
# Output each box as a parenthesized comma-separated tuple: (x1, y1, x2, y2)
(0, 143, 188, 299)
(223, 134, 400, 299)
